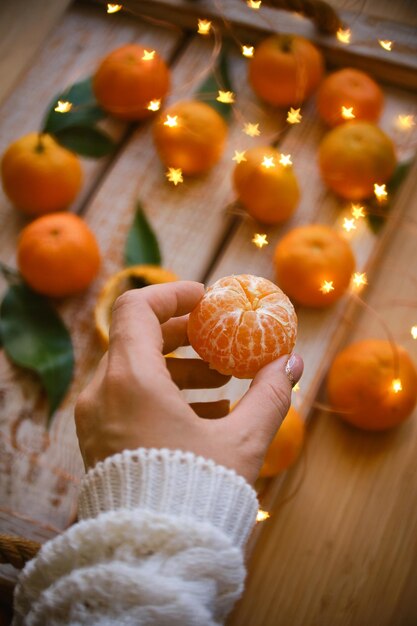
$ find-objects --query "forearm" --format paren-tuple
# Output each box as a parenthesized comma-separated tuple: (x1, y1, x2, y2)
(13, 449, 259, 626)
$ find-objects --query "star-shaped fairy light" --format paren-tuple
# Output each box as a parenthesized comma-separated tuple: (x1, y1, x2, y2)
(217, 90, 235, 104)
(411, 326, 417, 339)
(287, 107, 302, 124)
(293, 382, 300, 392)
(351, 272, 368, 290)
(279, 153, 292, 167)
(107, 3, 122, 13)
(336, 28, 351, 44)
(142, 50, 156, 61)
(341, 106, 355, 120)
(164, 115, 178, 127)
(396, 114, 415, 131)
(243, 122, 260, 137)
(261, 156, 275, 169)
(242, 45, 254, 58)
(197, 19, 212, 35)
(256, 509, 270, 522)
(379, 39, 393, 51)
(147, 99, 161, 112)
(351, 203, 366, 219)
(166, 168, 183, 186)
(343, 217, 357, 233)
(391, 378, 402, 393)
(320, 280, 334, 294)
(252, 233, 269, 248)
(247, 0, 262, 8)
(54, 100, 72, 113)
(232, 150, 247, 164)
(374, 183, 388, 202)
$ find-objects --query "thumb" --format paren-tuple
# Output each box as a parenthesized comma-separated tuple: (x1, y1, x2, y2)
(229, 353, 304, 444)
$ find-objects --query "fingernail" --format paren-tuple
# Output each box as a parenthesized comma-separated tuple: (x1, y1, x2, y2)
(285, 353, 304, 387)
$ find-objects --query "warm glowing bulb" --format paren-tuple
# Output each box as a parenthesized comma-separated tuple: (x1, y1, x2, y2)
(320, 280, 334, 294)
(341, 106, 355, 120)
(147, 99, 161, 111)
(242, 45, 254, 58)
(107, 3, 122, 13)
(142, 50, 156, 61)
(247, 0, 262, 8)
(343, 217, 357, 233)
(166, 167, 183, 186)
(217, 90, 235, 104)
(293, 382, 300, 392)
(197, 19, 212, 35)
(411, 326, 417, 339)
(279, 153, 292, 167)
(256, 509, 270, 522)
(232, 150, 247, 164)
(374, 183, 388, 202)
(54, 100, 72, 113)
(351, 203, 366, 219)
(262, 156, 275, 169)
(336, 27, 351, 44)
(164, 115, 178, 127)
(287, 107, 302, 124)
(379, 39, 393, 51)
(396, 114, 415, 130)
(392, 378, 402, 393)
(243, 122, 260, 137)
(351, 272, 368, 290)
(252, 233, 268, 248)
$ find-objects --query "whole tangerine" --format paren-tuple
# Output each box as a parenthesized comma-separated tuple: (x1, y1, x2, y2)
(153, 100, 228, 175)
(249, 34, 324, 107)
(18, 213, 101, 298)
(233, 146, 300, 224)
(259, 405, 305, 477)
(93, 44, 170, 120)
(319, 121, 396, 200)
(1, 133, 82, 216)
(317, 68, 384, 127)
(327, 339, 417, 430)
(274, 224, 356, 307)
(187, 274, 297, 379)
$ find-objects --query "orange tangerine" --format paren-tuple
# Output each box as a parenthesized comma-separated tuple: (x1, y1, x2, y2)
(259, 406, 305, 477)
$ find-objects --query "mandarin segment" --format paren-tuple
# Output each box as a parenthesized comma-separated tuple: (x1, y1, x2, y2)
(188, 275, 297, 378)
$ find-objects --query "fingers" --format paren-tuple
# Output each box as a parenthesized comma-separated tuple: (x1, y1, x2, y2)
(190, 400, 230, 419)
(161, 315, 190, 354)
(166, 357, 231, 389)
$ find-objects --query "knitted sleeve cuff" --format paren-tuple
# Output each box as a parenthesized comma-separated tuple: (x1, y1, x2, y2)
(78, 448, 259, 548)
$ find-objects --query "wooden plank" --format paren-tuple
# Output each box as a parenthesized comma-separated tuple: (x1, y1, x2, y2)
(103, 0, 417, 89)
(0, 0, 72, 107)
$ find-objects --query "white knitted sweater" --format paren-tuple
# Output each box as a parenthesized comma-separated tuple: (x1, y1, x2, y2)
(13, 448, 259, 625)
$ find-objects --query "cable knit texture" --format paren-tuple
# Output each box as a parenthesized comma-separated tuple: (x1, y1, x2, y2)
(13, 448, 259, 626)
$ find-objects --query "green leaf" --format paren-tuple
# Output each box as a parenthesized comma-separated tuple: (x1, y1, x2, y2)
(125, 203, 162, 267)
(0, 284, 74, 422)
(54, 125, 115, 158)
(195, 48, 234, 121)
(366, 160, 413, 234)
(42, 77, 105, 134)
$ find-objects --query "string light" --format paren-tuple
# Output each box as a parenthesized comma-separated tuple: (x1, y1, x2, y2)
(351, 272, 368, 290)
(54, 100, 72, 113)
(166, 167, 183, 186)
(379, 39, 393, 51)
(343, 217, 357, 233)
(351, 203, 366, 219)
(261, 156, 275, 169)
(252, 233, 268, 248)
(147, 99, 161, 112)
(217, 90, 235, 104)
(256, 509, 270, 522)
(411, 326, 417, 339)
(293, 382, 300, 392)
(341, 106, 355, 120)
(107, 3, 122, 13)
(243, 122, 260, 137)
(336, 28, 351, 44)
(242, 45, 254, 58)
(391, 378, 402, 393)
(197, 19, 212, 35)
(164, 115, 178, 127)
(287, 107, 302, 124)
(396, 114, 415, 130)
(320, 280, 334, 294)
(142, 50, 156, 61)
(247, 0, 262, 8)
(232, 150, 247, 163)
(279, 153, 292, 167)
(374, 183, 388, 202)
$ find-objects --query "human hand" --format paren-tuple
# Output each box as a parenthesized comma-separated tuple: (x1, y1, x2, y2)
(75, 281, 303, 484)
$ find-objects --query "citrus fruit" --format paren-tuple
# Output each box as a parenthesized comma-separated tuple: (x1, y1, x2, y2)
(95, 265, 178, 346)
(274, 224, 355, 307)
(259, 405, 305, 477)
(93, 44, 170, 120)
(17, 213, 100, 297)
(327, 339, 417, 431)
(249, 34, 324, 107)
(1, 133, 82, 216)
(152, 100, 228, 175)
(317, 68, 384, 127)
(233, 146, 300, 224)
(188, 274, 297, 378)
(319, 121, 396, 200)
